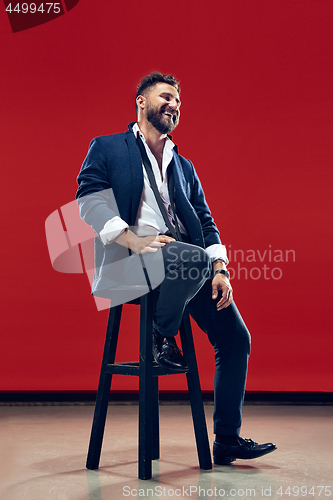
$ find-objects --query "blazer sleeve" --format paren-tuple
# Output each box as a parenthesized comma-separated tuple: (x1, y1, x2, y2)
(76, 137, 119, 235)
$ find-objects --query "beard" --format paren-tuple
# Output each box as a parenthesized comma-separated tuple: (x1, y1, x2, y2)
(146, 102, 179, 134)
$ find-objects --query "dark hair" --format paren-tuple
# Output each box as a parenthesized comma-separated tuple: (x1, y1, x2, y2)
(135, 72, 180, 113)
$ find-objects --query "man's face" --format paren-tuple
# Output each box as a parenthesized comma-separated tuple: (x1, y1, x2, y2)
(144, 83, 181, 134)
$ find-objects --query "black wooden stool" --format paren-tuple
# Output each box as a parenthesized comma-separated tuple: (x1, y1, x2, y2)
(86, 287, 212, 480)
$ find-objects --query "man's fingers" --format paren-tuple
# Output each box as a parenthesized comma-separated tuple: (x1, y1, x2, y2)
(136, 235, 168, 253)
(212, 284, 219, 299)
(146, 235, 174, 247)
(133, 234, 174, 253)
(156, 235, 175, 243)
(217, 290, 233, 310)
(149, 240, 166, 247)
(140, 246, 158, 253)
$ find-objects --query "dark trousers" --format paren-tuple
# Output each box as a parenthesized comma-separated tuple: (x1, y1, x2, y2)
(154, 241, 251, 436)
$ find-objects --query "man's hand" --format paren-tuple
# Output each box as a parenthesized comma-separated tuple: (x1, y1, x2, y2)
(131, 233, 175, 254)
(212, 273, 233, 311)
(115, 230, 175, 254)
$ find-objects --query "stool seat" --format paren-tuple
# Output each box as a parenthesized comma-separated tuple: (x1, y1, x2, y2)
(86, 290, 212, 479)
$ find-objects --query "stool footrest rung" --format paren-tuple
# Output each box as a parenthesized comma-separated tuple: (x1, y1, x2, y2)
(103, 361, 189, 376)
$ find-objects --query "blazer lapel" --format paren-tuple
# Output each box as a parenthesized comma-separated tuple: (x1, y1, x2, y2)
(125, 125, 144, 226)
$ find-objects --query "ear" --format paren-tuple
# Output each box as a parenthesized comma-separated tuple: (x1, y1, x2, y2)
(136, 95, 146, 112)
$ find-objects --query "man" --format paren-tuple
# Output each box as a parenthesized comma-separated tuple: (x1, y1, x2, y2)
(76, 72, 276, 465)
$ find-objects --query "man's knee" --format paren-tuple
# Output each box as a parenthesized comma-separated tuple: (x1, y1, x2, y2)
(165, 242, 211, 280)
(235, 323, 251, 355)
(213, 325, 251, 363)
(208, 305, 251, 356)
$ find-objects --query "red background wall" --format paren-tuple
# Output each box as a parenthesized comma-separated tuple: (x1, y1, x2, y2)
(1, 0, 332, 393)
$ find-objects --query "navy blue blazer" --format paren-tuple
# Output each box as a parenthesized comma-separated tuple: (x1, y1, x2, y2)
(76, 123, 221, 296)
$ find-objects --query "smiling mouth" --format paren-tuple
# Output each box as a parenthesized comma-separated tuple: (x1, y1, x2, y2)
(162, 110, 177, 122)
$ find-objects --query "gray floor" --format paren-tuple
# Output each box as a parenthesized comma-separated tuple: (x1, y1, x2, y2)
(0, 404, 332, 499)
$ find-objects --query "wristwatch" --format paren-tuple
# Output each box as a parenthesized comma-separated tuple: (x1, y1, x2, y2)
(214, 269, 230, 280)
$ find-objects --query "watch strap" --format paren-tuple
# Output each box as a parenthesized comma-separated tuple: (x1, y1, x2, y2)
(214, 269, 230, 279)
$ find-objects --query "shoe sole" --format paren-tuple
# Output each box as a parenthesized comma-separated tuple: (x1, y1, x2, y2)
(214, 456, 236, 465)
(214, 445, 277, 465)
(159, 365, 189, 372)
(154, 359, 189, 372)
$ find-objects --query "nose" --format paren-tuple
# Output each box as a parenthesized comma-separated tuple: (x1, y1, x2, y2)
(169, 98, 179, 111)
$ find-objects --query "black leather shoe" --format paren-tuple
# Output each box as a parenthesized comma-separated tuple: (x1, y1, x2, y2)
(153, 330, 189, 372)
(213, 437, 277, 465)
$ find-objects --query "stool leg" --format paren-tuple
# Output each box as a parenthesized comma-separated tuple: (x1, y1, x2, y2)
(138, 293, 154, 480)
(179, 311, 212, 470)
(86, 305, 122, 470)
(152, 376, 160, 460)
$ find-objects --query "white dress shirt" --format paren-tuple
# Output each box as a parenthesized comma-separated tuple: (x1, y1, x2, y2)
(99, 123, 229, 265)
